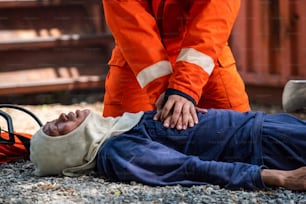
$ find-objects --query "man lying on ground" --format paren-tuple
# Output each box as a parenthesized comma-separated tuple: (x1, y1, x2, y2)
(30, 109, 306, 191)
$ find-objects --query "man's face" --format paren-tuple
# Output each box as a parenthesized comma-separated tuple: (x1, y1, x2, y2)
(43, 109, 90, 136)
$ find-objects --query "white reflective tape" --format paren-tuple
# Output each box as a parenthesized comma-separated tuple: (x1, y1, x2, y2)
(176, 48, 214, 75)
(137, 60, 172, 88)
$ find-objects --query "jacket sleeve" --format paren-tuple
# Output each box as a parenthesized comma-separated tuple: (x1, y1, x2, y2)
(168, 0, 241, 103)
(103, 0, 171, 104)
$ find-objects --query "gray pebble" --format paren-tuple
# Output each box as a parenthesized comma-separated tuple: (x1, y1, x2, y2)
(0, 160, 306, 203)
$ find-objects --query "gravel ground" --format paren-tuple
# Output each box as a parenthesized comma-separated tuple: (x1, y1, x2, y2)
(1, 100, 306, 203)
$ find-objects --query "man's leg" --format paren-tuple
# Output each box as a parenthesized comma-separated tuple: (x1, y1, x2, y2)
(103, 64, 153, 117)
(261, 113, 306, 170)
(96, 133, 264, 190)
(198, 63, 250, 112)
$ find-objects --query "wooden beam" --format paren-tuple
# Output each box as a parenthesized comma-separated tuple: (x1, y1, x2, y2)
(0, 75, 105, 95)
(0, 34, 113, 51)
(0, 0, 98, 8)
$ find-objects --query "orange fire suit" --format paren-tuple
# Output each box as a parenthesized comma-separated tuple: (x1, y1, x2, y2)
(102, 0, 250, 117)
(0, 132, 31, 164)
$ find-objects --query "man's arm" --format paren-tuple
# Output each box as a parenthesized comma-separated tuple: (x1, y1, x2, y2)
(103, 0, 171, 105)
(155, 1, 242, 129)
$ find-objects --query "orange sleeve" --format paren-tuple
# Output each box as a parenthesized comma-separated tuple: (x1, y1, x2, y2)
(103, 0, 171, 103)
(168, 0, 241, 103)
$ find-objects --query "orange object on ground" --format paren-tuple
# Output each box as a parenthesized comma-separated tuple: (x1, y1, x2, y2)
(0, 132, 31, 164)
(102, 0, 250, 117)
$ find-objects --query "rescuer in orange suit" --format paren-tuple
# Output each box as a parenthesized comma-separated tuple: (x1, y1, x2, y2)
(102, 0, 250, 130)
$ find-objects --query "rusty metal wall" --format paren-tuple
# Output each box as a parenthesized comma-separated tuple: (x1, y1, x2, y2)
(231, 0, 306, 86)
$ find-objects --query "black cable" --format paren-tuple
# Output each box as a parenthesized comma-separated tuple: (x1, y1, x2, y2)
(0, 104, 42, 148)
(0, 104, 43, 127)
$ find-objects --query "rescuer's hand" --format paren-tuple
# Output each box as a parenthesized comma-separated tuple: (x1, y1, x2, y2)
(195, 107, 208, 114)
(154, 94, 198, 130)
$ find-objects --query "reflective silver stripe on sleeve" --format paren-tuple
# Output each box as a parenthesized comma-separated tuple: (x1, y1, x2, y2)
(137, 60, 172, 88)
(176, 48, 215, 75)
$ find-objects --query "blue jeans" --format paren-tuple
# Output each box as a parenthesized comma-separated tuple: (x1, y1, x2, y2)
(96, 110, 306, 190)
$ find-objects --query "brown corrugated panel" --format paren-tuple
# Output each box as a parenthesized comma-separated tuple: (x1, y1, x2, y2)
(231, 0, 306, 104)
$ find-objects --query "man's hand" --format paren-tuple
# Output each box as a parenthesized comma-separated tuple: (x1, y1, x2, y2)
(196, 107, 208, 114)
(154, 94, 198, 130)
(261, 167, 306, 190)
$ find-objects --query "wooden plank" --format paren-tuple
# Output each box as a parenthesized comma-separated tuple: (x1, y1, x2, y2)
(0, 44, 110, 96)
(233, 1, 271, 74)
(232, 0, 306, 88)
(239, 72, 304, 87)
(0, 5, 98, 36)
(0, 65, 107, 96)
(0, 0, 112, 97)
(0, 77, 105, 95)
(292, 0, 306, 77)
(0, 0, 98, 8)
(246, 84, 284, 105)
(230, 0, 247, 73)
(255, 0, 270, 75)
(0, 33, 113, 51)
(275, 0, 291, 79)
